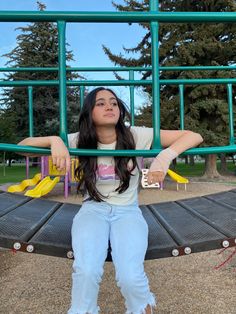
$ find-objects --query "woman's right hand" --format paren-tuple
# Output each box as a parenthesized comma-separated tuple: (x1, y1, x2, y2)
(49, 136, 71, 173)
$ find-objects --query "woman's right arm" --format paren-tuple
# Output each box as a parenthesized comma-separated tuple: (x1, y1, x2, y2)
(17, 136, 71, 173)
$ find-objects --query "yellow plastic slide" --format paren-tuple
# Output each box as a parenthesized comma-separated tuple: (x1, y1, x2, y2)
(8, 173, 42, 193)
(25, 176, 60, 198)
(167, 169, 189, 183)
(167, 169, 189, 190)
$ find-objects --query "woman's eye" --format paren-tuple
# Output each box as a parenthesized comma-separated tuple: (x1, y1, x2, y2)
(112, 102, 118, 106)
(96, 102, 104, 106)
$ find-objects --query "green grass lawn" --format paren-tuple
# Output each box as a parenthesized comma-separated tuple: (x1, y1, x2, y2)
(0, 165, 40, 184)
(175, 161, 236, 177)
(0, 161, 236, 185)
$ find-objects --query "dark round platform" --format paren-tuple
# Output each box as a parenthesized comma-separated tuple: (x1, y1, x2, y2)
(0, 190, 235, 260)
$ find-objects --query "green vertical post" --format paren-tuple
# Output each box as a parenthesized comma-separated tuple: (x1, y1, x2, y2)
(227, 84, 235, 145)
(179, 84, 185, 130)
(150, 0, 161, 148)
(28, 86, 34, 136)
(129, 70, 135, 125)
(57, 20, 68, 145)
(80, 86, 85, 109)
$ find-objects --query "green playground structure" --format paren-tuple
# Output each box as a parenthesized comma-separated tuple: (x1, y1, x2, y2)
(0, 1, 236, 261)
(0, 1, 236, 158)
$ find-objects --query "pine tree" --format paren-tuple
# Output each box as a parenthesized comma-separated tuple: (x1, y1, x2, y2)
(104, 0, 236, 178)
(2, 1, 80, 140)
(0, 108, 18, 165)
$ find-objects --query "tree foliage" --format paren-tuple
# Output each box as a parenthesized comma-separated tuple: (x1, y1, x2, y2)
(0, 109, 18, 163)
(0, 109, 17, 143)
(104, 0, 236, 149)
(1, 1, 80, 141)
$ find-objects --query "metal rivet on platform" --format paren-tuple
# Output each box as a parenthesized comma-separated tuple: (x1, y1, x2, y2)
(26, 245, 34, 253)
(172, 249, 179, 257)
(222, 240, 229, 248)
(13, 242, 21, 250)
(67, 251, 74, 259)
(184, 247, 191, 255)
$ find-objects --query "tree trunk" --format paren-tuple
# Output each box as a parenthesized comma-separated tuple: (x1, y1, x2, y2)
(184, 156, 189, 164)
(172, 158, 177, 170)
(8, 158, 12, 167)
(189, 155, 195, 167)
(202, 154, 221, 178)
(232, 154, 236, 165)
(219, 153, 229, 174)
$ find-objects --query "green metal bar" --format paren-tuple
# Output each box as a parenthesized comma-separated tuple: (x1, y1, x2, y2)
(0, 79, 150, 87)
(129, 70, 135, 126)
(179, 85, 184, 130)
(227, 84, 235, 145)
(71, 66, 148, 72)
(160, 66, 236, 71)
(57, 21, 68, 145)
(80, 86, 85, 109)
(2, 65, 236, 72)
(0, 66, 150, 72)
(1, 11, 236, 23)
(3, 78, 236, 87)
(160, 78, 236, 85)
(0, 67, 59, 72)
(0, 80, 59, 86)
(68, 80, 149, 86)
(2, 143, 236, 156)
(28, 86, 34, 137)
(150, 0, 161, 149)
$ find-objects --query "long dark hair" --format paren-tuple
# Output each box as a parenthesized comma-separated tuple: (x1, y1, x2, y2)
(75, 87, 137, 201)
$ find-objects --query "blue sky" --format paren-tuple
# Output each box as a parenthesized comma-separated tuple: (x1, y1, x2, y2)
(0, 0, 148, 107)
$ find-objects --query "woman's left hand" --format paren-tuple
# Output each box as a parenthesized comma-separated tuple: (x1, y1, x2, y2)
(147, 170, 165, 185)
(147, 148, 178, 185)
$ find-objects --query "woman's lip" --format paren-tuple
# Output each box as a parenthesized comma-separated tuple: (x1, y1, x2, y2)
(104, 114, 115, 117)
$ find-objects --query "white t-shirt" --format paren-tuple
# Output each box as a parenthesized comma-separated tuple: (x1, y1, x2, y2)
(68, 126, 153, 205)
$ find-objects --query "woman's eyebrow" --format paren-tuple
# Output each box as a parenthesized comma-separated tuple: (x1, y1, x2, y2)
(95, 97, 117, 102)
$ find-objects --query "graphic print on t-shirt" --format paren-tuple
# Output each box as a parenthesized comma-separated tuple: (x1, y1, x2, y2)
(97, 163, 119, 180)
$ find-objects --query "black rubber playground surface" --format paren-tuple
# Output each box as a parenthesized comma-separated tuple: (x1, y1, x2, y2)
(0, 190, 235, 260)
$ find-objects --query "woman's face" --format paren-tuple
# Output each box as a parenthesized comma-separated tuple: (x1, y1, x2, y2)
(92, 90, 120, 127)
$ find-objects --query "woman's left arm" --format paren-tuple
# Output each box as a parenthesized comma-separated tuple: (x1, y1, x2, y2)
(147, 130, 203, 184)
(160, 130, 203, 154)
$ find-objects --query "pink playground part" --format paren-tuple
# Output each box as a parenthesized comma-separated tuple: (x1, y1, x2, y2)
(26, 156, 29, 179)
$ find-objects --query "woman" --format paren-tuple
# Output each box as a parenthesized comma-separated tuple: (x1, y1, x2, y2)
(18, 87, 203, 314)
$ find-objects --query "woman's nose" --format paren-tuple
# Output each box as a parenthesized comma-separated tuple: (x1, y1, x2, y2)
(105, 103, 113, 110)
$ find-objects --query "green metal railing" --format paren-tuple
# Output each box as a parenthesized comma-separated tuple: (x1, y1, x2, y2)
(1, 11, 236, 23)
(0, 0, 236, 157)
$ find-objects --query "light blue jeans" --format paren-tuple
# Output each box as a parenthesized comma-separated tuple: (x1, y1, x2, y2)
(67, 200, 156, 314)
